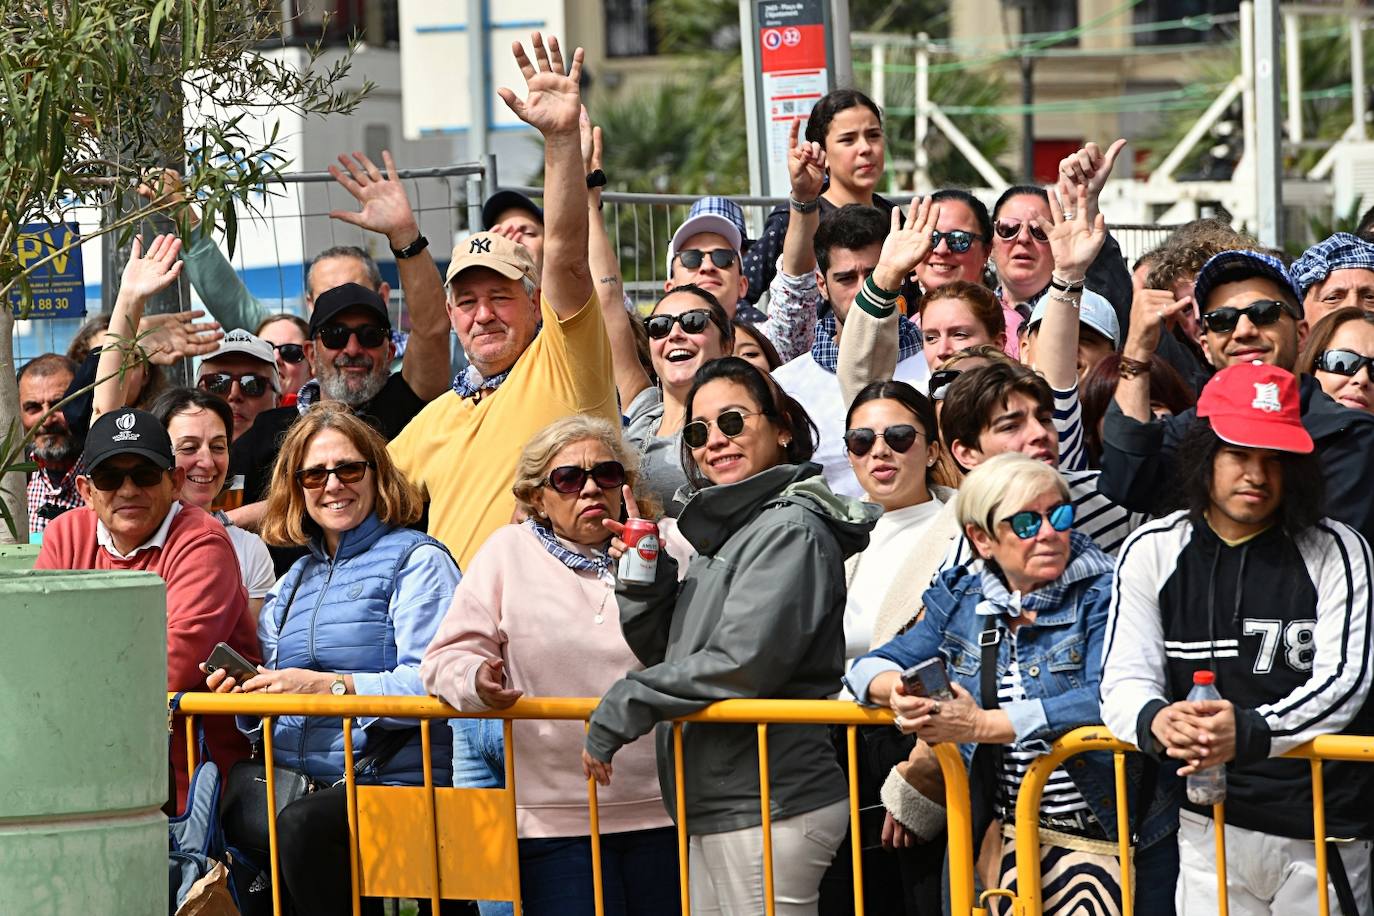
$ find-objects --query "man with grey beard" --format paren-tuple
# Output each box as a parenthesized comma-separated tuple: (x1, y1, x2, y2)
(19, 353, 82, 536)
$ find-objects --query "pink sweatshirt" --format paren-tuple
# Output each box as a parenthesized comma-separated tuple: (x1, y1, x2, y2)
(421, 524, 670, 839)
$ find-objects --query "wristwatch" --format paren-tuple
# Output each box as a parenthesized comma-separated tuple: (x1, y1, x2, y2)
(586, 169, 607, 189)
(331, 674, 348, 696)
(390, 234, 429, 260)
(790, 195, 820, 214)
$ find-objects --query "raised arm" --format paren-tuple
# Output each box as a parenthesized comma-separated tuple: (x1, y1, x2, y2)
(498, 33, 592, 319)
(1035, 184, 1105, 391)
(92, 234, 184, 421)
(328, 150, 450, 401)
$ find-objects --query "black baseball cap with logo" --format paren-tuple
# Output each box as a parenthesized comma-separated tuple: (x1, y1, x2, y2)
(308, 282, 392, 338)
(82, 409, 173, 472)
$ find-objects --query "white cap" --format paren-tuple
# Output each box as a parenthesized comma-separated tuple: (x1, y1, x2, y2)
(199, 329, 280, 391)
(1027, 288, 1121, 348)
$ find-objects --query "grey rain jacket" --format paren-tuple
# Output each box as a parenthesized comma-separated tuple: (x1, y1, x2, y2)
(586, 462, 880, 835)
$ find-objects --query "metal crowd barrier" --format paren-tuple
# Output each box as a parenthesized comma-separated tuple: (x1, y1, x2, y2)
(171, 693, 977, 916)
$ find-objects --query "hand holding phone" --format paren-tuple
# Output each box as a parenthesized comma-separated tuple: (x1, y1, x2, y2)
(204, 642, 258, 684)
(900, 658, 955, 702)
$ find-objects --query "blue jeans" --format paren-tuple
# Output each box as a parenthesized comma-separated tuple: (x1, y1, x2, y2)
(1134, 830, 1179, 915)
(452, 718, 510, 916)
(518, 826, 682, 916)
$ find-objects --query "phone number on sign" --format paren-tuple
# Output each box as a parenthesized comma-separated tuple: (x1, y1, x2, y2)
(24, 296, 72, 312)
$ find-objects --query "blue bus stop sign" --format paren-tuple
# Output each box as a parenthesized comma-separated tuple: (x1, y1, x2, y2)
(11, 222, 85, 319)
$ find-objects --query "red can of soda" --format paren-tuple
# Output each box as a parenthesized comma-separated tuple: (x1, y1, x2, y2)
(617, 517, 660, 585)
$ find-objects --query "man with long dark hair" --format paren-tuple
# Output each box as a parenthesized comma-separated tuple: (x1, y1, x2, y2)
(1101, 361, 1374, 915)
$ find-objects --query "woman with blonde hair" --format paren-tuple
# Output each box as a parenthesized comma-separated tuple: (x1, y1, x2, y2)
(423, 414, 678, 916)
(204, 403, 460, 916)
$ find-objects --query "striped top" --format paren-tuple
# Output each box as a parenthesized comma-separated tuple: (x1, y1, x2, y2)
(998, 639, 1090, 821)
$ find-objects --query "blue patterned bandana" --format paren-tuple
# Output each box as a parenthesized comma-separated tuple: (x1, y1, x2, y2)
(975, 531, 1112, 618)
(523, 518, 613, 577)
(810, 312, 923, 374)
(295, 379, 320, 414)
(452, 324, 542, 399)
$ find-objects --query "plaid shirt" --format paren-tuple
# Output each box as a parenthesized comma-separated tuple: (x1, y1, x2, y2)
(27, 460, 84, 535)
(810, 311, 923, 374)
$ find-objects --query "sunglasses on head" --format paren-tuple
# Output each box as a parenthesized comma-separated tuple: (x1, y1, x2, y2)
(1316, 348, 1374, 377)
(928, 368, 962, 401)
(844, 424, 921, 457)
(645, 309, 716, 340)
(273, 343, 306, 364)
(676, 248, 738, 271)
(315, 324, 389, 350)
(545, 460, 627, 495)
(1003, 502, 1075, 540)
(683, 409, 758, 449)
(993, 218, 1049, 243)
(1199, 299, 1292, 334)
(199, 373, 273, 399)
(295, 460, 373, 489)
(88, 463, 165, 491)
(930, 230, 980, 254)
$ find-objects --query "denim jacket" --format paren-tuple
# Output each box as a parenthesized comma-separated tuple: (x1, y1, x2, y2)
(847, 532, 1177, 848)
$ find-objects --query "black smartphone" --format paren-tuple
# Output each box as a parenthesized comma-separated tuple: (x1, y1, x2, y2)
(204, 642, 258, 683)
(900, 658, 955, 701)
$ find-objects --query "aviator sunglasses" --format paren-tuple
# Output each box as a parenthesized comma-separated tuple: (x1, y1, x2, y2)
(645, 309, 717, 340)
(993, 218, 1049, 243)
(676, 248, 738, 271)
(930, 230, 979, 254)
(545, 461, 627, 495)
(683, 409, 758, 449)
(844, 424, 921, 457)
(1199, 299, 1292, 334)
(1003, 502, 1075, 540)
(199, 373, 273, 399)
(295, 460, 373, 489)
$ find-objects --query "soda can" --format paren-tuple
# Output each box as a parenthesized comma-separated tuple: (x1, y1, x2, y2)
(617, 517, 660, 585)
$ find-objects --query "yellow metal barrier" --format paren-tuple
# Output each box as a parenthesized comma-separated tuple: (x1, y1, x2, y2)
(1007, 726, 1374, 916)
(171, 694, 978, 916)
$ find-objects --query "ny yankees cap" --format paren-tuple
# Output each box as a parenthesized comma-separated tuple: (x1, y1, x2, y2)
(82, 408, 174, 472)
(445, 232, 539, 288)
(1196, 362, 1312, 454)
(309, 282, 392, 337)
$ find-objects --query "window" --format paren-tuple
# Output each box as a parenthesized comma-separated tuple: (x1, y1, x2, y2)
(605, 0, 656, 58)
(1134, 0, 1241, 46)
(1023, 0, 1078, 47)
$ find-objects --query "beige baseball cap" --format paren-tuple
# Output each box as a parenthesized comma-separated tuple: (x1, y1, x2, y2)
(445, 231, 538, 287)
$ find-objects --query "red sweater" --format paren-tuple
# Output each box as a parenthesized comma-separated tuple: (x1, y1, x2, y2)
(36, 502, 262, 809)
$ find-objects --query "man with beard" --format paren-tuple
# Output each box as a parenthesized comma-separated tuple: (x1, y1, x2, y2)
(19, 353, 82, 536)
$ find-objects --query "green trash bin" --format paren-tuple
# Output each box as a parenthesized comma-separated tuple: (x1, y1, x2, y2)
(0, 569, 167, 914)
(0, 543, 39, 571)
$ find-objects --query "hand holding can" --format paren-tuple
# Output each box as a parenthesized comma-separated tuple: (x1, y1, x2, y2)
(603, 485, 658, 585)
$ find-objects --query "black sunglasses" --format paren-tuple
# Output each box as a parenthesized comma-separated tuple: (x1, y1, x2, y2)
(199, 373, 273, 399)
(546, 460, 627, 495)
(930, 230, 980, 254)
(315, 324, 389, 350)
(1004, 502, 1075, 540)
(645, 309, 716, 340)
(844, 424, 922, 457)
(273, 343, 306, 364)
(683, 409, 756, 449)
(676, 248, 738, 271)
(994, 218, 1049, 243)
(1316, 348, 1374, 377)
(295, 460, 373, 489)
(928, 368, 962, 401)
(88, 463, 165, 491)
(1200, 299, 1291, 334)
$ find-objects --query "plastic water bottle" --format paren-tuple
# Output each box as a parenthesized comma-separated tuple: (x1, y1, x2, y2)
(1185, 670, 1227, 805)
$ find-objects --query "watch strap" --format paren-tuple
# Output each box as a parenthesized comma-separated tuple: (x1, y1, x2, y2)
(789, 195, 820, 214)
(391, 234, 429, 260)
(586, 169, 607, 189)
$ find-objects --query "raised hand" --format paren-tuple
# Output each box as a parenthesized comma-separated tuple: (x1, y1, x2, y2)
(787, 118, 826, 202)
(328, 150, 420, 249)
(138, 311, 224, 365)
(1058, 138, 1127, 203)
(1124, 287, 1193, 359)
(1046, 184, 1106, 283)
(603, 485, 639, 560)
(118, 233, 183, 303)
(136, 168, 200, 227)
(580, 106, 605, 206)
(497, 33, 584, 138)
(871, 197, 941, 293)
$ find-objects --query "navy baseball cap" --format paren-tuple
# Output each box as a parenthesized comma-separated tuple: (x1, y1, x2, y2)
(482, 190, 544, 230)
(1193, 250, 1303, 316)
(82, 409, 173, 472)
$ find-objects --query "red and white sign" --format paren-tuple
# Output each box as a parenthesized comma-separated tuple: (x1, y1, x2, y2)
(756, 0, 829, 194)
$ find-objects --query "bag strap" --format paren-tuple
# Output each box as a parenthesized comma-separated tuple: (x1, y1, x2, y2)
(979, 614, 1002, 710)
(350, 727, 420, 781)
(272, 566, 308, 637)
(1328, 839, 1362, 916)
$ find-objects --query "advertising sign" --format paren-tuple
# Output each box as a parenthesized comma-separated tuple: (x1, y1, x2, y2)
(755, 0, 832, 195)
(11, 222, 85, 318)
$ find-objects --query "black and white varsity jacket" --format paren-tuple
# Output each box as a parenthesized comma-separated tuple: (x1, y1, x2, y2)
(1100, 510, 1374, 839)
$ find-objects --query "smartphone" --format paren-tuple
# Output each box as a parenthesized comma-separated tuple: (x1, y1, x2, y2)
(900, 658, 955, 701)
(204, 642, 258, 683)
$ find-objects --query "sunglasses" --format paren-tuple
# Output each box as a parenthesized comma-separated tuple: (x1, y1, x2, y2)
(683, 409, 758, 449)
(273, 343, 306, 364)
(676, 248, 738, 271)
(844, 424, 921, 457)
(1199, 299, 1292, 334)
(315, 324, 389, 350)
(88, 463, 165, 491)
(199, 373, 273, 399)
(930, 230, 980, 254)
(294, 460, 373, 489)
(545, 460, 627, 495)
(1003, 502, 1075, 540)
(645, 309, 717, 340)
(929, 368, 962, 401)
(994, 218, 1049, 243)
(1316, 348, 1374, 377)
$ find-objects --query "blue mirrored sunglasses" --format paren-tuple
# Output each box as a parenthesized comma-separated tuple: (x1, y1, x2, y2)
(1003, 502, 1075, 540)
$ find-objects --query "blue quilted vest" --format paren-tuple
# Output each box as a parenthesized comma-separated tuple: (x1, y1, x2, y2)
(268, 513, 452, 786)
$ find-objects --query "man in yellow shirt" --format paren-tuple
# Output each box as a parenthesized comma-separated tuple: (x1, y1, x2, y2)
(389, 34, 616, 569)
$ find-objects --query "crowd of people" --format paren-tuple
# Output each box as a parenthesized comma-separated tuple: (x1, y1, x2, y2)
(18, 29, 1374, 916)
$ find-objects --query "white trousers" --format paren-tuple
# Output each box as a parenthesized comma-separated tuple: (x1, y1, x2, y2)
(687, 799, 849, 916)
(1176, 808, 1372, 916)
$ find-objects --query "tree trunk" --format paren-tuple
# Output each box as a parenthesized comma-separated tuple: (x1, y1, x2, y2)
(0, 308, 26, 545)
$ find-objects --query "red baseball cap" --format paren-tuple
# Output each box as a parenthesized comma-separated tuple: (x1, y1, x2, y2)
(1196, 362, 1313, 454)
